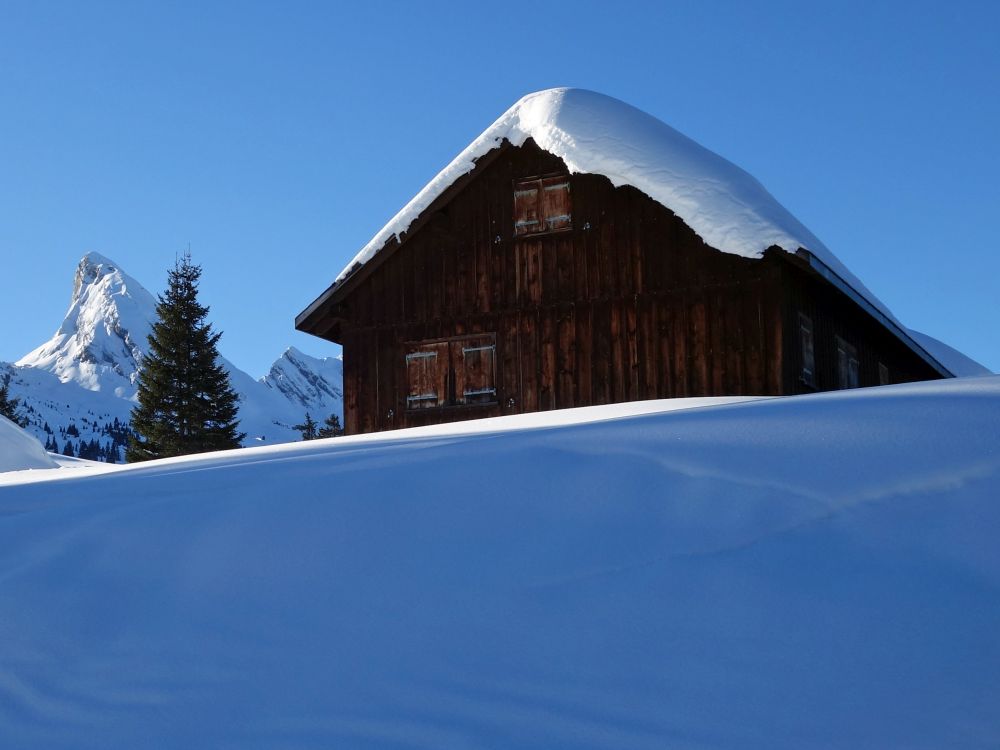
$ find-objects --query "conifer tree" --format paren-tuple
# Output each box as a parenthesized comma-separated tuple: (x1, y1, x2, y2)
(127, 254, 245, 462)
(317, 413, 344, 438)
(0, 374, 26, 427)
(294, 412, 319, 441)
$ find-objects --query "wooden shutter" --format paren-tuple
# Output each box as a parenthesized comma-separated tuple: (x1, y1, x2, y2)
(799, 313, 815, 386)
(540, 176, 571, 232)
(453, 336, 496, 405)
(405, 342, 448, 409)
(514, 182, 541, 236)
(836, 337, 859, 389)
(514, 175, 571, 236)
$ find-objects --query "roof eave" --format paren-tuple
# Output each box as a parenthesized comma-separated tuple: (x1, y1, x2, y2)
(793, 248, 954, 378)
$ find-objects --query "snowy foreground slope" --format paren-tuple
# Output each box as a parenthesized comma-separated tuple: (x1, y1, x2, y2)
(1, 378, 999, 748)
(0, 415, 57, 472)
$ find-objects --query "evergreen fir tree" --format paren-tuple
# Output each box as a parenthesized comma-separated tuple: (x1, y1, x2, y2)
(0, 374, 26, 427)
(294, 412, 319, 441)
(127, 254, 245, 462)
(317, 413, 344, 438)
(62, 440, 75, 457)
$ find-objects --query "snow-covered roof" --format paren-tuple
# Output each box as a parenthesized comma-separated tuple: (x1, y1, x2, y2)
(306, 88, 954, 376)
(329, 89, 889, 319)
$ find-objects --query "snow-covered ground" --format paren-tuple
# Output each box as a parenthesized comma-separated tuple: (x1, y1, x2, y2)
(1, 377, 998, 747)
(0, 415, 58, 472)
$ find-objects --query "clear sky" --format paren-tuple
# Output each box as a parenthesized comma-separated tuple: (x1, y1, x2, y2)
(2, 0, 998, 376)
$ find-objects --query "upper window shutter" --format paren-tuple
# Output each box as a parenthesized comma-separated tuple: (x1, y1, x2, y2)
(514, 183, 541, 236)
(453, 336, 496, 405)
(540, 176, 571, 232)
(405, 342, 448, 409)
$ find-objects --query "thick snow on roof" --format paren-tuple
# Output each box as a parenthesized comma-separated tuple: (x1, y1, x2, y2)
(333, 88, 897, 326)
(908, 329, 992, 377)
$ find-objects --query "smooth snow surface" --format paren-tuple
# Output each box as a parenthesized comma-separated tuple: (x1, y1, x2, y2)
(2, 378, 1000, 747)
(330, 88, 895, 328)
(0, 415, 57, 472)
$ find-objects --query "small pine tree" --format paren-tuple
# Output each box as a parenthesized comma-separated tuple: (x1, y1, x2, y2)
(62, 440, 75, 457)
(127, 254, 245, 462)
(317, 413, 344, 438)
(294, 412, 318, 441)
(0, 374, 26, 427)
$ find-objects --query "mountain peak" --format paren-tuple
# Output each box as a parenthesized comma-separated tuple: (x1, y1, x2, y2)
(17, 253, 158, 397)
(72, 252, 124, 305)
(261, 346, 343, 416)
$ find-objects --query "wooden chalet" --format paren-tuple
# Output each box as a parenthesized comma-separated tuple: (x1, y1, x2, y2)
(296, 89, 951, 435)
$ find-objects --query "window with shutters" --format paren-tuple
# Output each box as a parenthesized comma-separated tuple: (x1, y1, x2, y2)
(836, 336, 860, 389)
(799, 313, 816, 387)
(405, 334, 497, 409)
(514, 175, 571, 236)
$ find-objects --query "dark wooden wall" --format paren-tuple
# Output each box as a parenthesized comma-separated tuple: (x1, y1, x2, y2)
(779, 261, 941, 393)
(332, 140, 793, 434)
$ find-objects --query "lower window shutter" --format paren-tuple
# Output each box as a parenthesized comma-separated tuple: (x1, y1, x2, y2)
(454, 337, 496, 405)
(405, 342, 448, 408)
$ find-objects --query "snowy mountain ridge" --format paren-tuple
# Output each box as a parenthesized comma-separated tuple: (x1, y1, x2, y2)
(17, 252, 156, 398)
(261, 345, 344, 416)
(6, 253, 343, 460)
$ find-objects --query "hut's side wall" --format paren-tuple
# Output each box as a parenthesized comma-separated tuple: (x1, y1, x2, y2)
(336, 140, 789, 434)
(780, 262, 942, 394)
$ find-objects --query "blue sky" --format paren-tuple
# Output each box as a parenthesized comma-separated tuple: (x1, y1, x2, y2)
(2, 0, 998, 376)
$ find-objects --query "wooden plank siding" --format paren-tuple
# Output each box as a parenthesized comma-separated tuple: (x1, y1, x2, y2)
(778, 260, 940, 393)
(302, 139, 942, 434)
(326, 140, 796, 432)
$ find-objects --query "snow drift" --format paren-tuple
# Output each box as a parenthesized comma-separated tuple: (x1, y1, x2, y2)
(0, 415, 58, 472)
(1, 376, 999, 747)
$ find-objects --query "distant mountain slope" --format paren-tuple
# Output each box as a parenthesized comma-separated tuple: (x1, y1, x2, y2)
(6, 253, 342, 459)
(261, 346, 343, 416)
